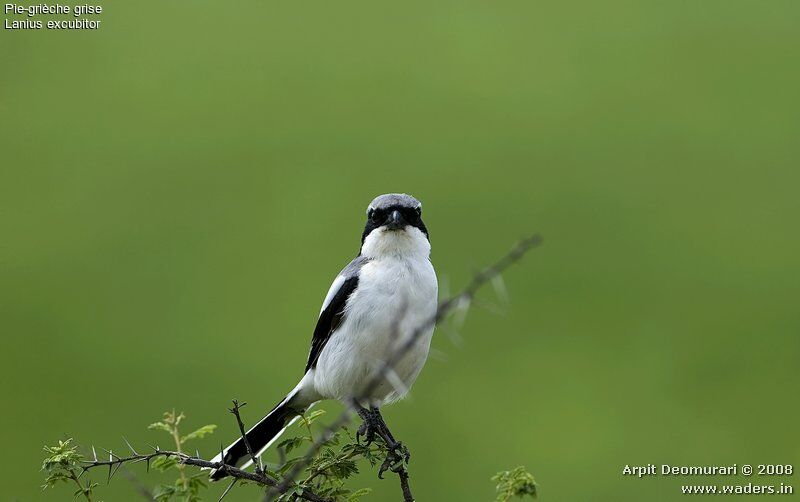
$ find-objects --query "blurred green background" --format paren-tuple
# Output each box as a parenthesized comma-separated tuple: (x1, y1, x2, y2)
(2, 1, 799, 500)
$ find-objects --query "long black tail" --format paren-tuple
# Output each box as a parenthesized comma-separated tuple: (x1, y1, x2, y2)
(209, 394, 303, 481)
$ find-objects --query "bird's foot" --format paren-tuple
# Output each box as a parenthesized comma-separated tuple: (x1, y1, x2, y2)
(378, 441, 411, 479)
(356, 406, 412, 478)
(356, 407, 382, 446)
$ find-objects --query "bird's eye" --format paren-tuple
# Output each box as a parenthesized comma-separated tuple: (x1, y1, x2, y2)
(403, 208, 420, 223)
(370, 210, 383, 223)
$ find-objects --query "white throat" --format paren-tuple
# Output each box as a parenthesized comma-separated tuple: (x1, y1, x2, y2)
(361, 226, 430, 260)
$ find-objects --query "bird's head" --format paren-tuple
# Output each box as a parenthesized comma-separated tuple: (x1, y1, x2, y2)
(361, 193, 430, 259)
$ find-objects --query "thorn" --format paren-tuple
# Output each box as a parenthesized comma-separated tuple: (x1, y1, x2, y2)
(219, 479, 237, 501)
(109, 462, 122, 482)
(91, 445, 98, 462)
(452, 296, 471, 327)
(122, 437, 138, 455)
(146, 457, 151, 473)
(491, 273, 509, 304)
(384, 368, 409, 397)
(229, 399, 247, 415)
(474, 297, 505, 316)
(100, 447, 120, 460)
(440, 323, 463, 347)
(428, 347, 449, 362)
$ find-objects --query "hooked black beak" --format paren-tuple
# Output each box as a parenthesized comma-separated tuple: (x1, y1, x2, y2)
(385, 209, 405, 230)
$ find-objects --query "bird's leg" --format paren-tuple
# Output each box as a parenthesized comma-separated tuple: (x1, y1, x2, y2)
(356, 406, 382, 445)
(357, 407, 411, 479)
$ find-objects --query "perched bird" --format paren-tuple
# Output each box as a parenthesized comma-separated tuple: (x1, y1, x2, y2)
(210, 193, 438, 480)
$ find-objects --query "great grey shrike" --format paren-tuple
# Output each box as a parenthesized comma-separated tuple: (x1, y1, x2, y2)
(210, 193, 437, 479)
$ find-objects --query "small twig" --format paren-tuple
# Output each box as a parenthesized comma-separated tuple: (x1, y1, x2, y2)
(228, 400, 264, 476)
(397, 469, 413, 502)
(167, 410, 188, 489)
(68, 468, 93, 501)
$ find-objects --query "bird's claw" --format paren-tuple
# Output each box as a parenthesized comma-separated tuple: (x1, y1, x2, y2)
(356, 408, 382, 446)
(356, 420, 377, 445)
(378, 441, 410, 479)
(356, 407, 411, 479)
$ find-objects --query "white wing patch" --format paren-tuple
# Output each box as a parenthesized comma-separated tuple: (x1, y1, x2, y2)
(319, 275, 346, 314)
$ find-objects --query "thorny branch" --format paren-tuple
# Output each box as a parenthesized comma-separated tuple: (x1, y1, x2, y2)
(78, 440, 329, 502)
(269, 234, 543, 501)
(229, 400, 264, 476)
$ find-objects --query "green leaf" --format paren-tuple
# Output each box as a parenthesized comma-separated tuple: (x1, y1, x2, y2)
(151, 456, 179, 472)
(148, 421, 172, 433)
(304, 409, 326, 424)
(263, 468, 282, 479)
(277, 436, 308, 454)
(186, 472, 207, 498)
(43, 471, 72, 488)
(180, 424, 217, 444)
(153, 483, 178, 501)
(42, 439, 96, 499)
(348, 488, 373, 501)
(492, 466, 537, 501)
(42, 438, 83, 472)
(278, 456, 306, 475)
(309, 448, 360, 481)
(324, 431, 341, 447)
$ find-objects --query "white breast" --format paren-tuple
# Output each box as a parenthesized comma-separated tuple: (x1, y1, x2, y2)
(312, 234, 438, 405)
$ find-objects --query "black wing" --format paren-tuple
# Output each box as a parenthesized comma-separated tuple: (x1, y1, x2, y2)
(304, 275, 359, 373)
